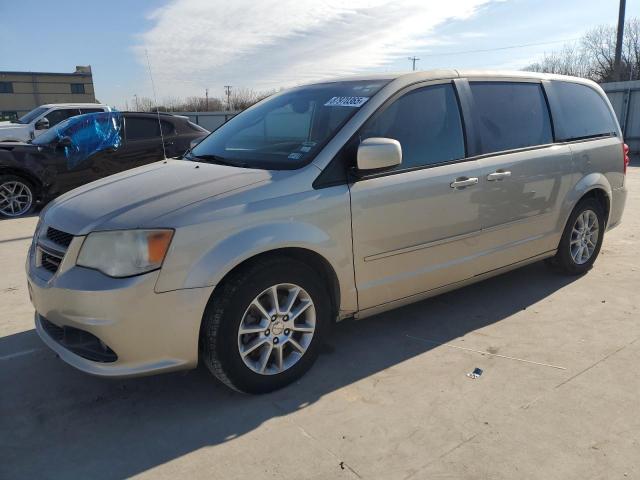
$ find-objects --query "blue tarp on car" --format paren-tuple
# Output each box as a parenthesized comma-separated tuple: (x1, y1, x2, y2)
(53, 111, 122, 169)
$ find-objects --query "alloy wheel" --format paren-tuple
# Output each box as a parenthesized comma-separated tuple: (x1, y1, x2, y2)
(237, 283, 316, 375)
(0, 180, 33, 217)
(570, 209, 599, 265)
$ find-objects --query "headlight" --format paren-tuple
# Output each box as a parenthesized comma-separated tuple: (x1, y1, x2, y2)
(77, 229, 174, 278)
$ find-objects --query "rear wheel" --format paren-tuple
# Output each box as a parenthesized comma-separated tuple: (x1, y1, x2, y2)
(547, 197, 605, 275)
(0, 175, 35, 218)
(200, 257, 330, 393)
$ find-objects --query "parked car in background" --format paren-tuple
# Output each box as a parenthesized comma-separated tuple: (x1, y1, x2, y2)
(0, 103, 112, 142)
(0, 111, 209, 217)
(27, 71, 627, 393)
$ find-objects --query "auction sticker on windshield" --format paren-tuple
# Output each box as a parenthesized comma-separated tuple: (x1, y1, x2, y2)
(324, 96, 369, 107)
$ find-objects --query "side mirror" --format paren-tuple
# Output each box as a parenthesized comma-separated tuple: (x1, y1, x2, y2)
(57, 136, 72, 148)
(35, 118, 50, 130)
(357, 137, 402, 171)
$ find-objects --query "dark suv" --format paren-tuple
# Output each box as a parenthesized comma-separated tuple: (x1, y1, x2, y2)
(0, 111, 209, 217)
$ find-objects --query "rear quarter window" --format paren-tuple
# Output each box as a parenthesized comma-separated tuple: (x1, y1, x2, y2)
(551, 81, 618, 141)
(125, 117, 160, 140)
(469, 81, 553, 154)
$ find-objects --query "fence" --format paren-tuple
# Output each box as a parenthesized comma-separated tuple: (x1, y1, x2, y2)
(170, 111, 238, 132)
(177, 81, 640, 153)
(602, 80, 640, 153)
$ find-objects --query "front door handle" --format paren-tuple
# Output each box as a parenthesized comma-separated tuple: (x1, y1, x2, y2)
(450, 176, 479, 189)
(487, 170, 511, 181)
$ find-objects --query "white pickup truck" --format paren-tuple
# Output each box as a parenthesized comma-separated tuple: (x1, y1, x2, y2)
(0, 103, 112, 142)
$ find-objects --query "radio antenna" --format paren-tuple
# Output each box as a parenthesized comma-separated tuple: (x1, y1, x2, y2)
(145, 49, 167, 159)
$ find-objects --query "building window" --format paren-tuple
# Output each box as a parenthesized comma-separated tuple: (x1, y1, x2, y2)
(0, 111, 18, 121)
(70, 83, 85, 94)
(0, 82, 13, 93)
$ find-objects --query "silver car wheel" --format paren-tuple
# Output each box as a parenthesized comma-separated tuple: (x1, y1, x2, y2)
(0, 180, 33, 217)
(570, 209, 599, 265)
(238, 283, 316, 376)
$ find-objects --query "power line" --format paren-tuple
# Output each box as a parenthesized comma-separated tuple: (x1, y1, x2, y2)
(419, 37, 581, 58)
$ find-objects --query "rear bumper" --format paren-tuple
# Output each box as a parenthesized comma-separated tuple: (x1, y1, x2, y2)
(28, 264, 214, 378)
(607, 186, 627, 231)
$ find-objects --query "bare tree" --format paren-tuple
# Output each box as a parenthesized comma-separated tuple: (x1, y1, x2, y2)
(525, 44, 591, 78)
(524, 17, 640, 82)
(130, 89, 275, 113)
(228, 88, 276, 111)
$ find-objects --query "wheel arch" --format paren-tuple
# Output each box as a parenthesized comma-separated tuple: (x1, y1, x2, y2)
(0, 166, 45, 198)
(560, 173, 612, 231)
(207, 247, 342, 323)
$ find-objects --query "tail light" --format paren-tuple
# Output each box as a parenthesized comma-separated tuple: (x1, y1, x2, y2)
(623, 143, 630, 175)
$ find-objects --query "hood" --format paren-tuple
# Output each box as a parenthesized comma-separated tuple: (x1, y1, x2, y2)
(0, 140, 32, 149)
(43, 159, 271, 235)
(0, 123, 29, 141)
(0, 122, 26, 129)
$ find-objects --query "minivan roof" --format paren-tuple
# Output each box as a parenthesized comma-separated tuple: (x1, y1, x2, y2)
(309, 69, 598, 87)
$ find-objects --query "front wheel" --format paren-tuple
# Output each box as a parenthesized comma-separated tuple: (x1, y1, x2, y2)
(547, 197, 605, 275)
(200, 257, 330, 393)
(0, 175, 36, 218)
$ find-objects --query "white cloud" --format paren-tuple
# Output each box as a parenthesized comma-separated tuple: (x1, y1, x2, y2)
(135, 0, 491, 98)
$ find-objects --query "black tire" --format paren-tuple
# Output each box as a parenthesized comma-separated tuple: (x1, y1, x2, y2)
(200, 256, 331, 394)
(546, 197, 605, 275)
(0, 174, 36, 218)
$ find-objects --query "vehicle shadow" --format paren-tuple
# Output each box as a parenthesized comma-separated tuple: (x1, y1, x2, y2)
(0, 261, 577, 479)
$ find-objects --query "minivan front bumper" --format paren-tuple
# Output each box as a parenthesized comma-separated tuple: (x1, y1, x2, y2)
(27, 241, 214, 378)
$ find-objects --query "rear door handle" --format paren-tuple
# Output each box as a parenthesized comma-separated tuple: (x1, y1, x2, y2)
(450, 177, 479, 189)
(487, 170, 511, 181)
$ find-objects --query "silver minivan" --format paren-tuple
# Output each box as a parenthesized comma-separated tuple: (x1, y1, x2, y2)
(27, 70, 629, 393)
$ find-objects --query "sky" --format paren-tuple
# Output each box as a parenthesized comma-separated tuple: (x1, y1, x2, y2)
(1, 0, 638, 109)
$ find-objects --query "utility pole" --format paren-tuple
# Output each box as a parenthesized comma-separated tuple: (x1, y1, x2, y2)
(205, 88, 209, 111)
(224, 85, 232, 111)
(133, 94, 139, 111)
(614, 0, 626, 81)
(408, 56, 420, 71)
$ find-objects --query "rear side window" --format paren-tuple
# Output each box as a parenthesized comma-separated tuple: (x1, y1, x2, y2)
(360, 83, 465, 169)
(470, 82, 552, 154)
(551, 82, 617, 141)
(160, 120, 175, 136)
(126, 117, 160, 140)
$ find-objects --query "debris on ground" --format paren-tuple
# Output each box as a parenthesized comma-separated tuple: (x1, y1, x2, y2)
(466, 367, 483, 379)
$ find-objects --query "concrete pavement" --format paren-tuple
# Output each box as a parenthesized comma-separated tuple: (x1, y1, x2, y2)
(1, 165, 639, 479)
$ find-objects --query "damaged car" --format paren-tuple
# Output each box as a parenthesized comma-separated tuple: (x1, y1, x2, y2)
(0, 111, 208, 217)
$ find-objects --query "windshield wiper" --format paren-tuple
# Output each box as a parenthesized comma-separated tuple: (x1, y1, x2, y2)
(188, 153, 247, 168)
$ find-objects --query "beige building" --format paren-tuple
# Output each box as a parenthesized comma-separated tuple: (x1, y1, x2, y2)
(0, 66, 97, 121)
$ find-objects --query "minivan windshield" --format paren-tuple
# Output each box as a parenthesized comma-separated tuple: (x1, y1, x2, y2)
(16, 106, 49, 124)
(188, 80, 389, 169)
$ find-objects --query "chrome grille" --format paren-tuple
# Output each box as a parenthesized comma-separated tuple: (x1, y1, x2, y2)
(40, 248, 63, 273)
(36, 226, 73, 275)
(46, 227, 73, 248)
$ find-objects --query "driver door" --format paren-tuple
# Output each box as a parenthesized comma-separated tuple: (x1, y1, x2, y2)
(349, 82, 485, 310)
(50, 115, 123, 194)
